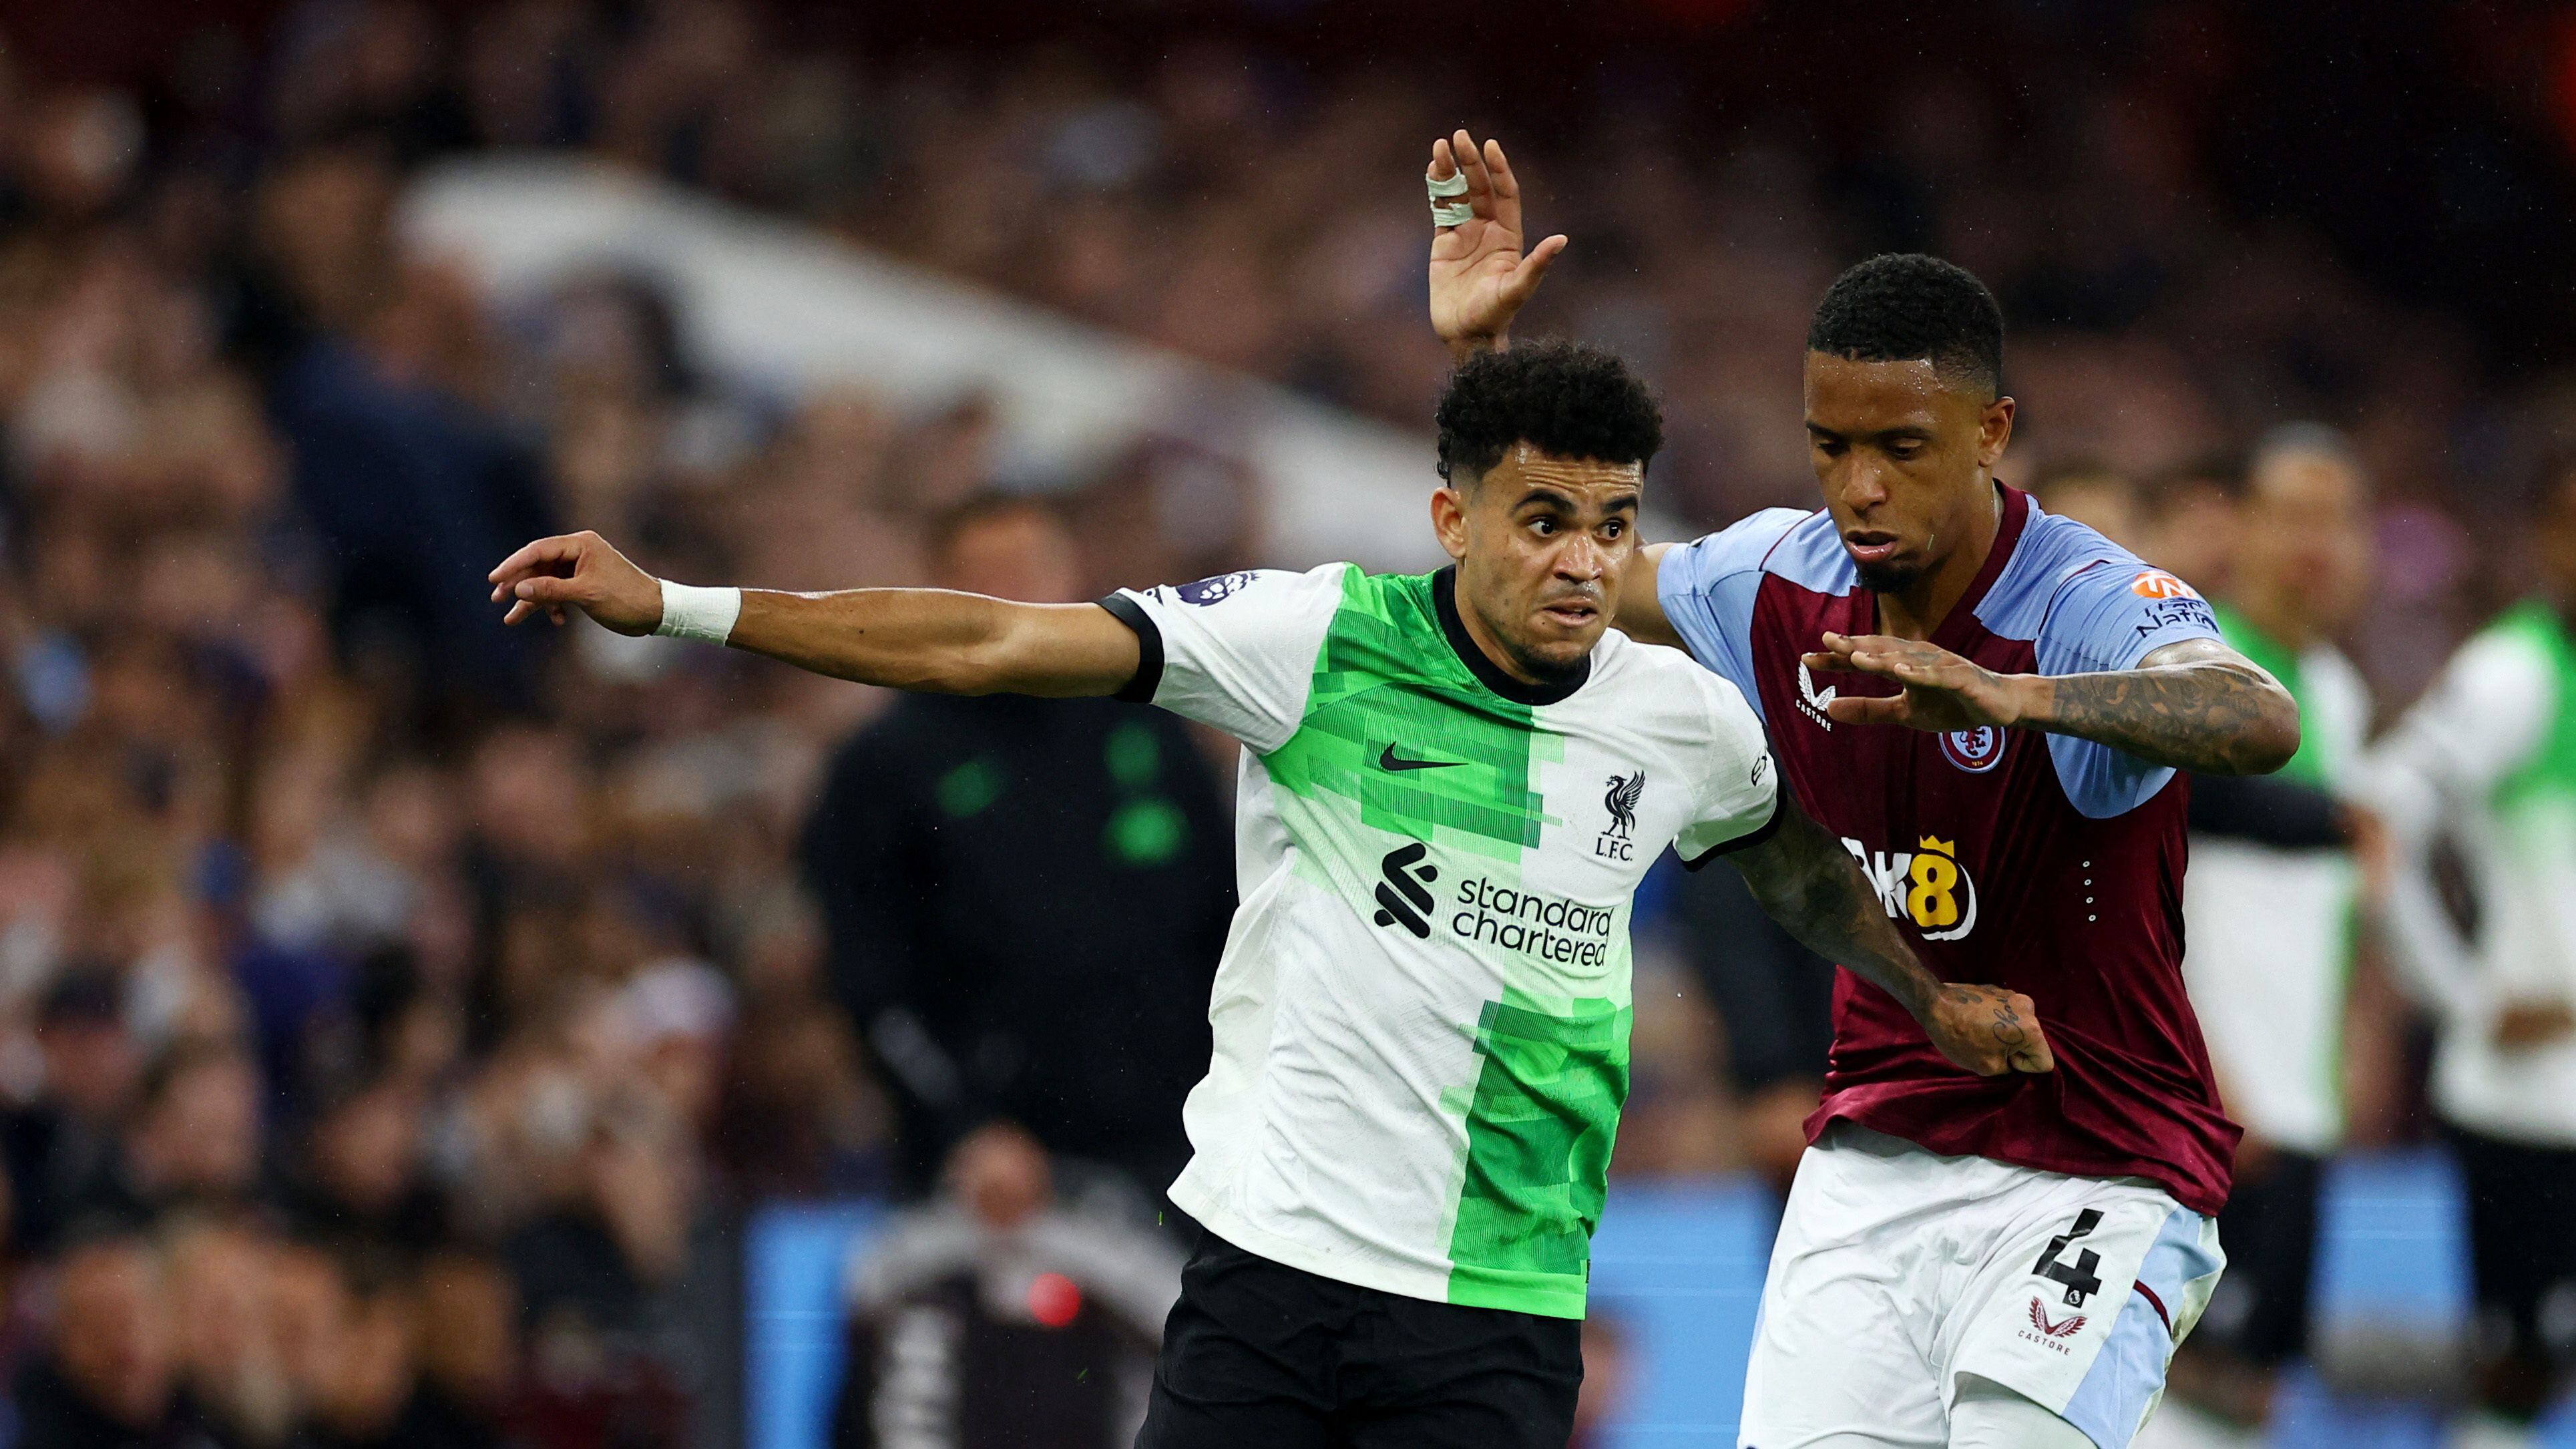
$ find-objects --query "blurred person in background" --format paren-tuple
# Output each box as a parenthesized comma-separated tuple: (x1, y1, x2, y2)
(408, 1251, 526, 1449)
(79, 1038, 266, 1226)
(4, 975, 144, 1257)
(2135, 461, 2245, 602)
(17, 1227, 191, 1449)
(282, 1071, 445, 1255)
(2143, 426, 2382, 1449)
(2361, 459, 2576, 1449)
(2024, 459, 2145, 552)
(164, 1215, 294, 1449)
(829, 1122, 1182, 1449)
(299, 1251, 424, 1449)
(800, 493, 1235, 1212)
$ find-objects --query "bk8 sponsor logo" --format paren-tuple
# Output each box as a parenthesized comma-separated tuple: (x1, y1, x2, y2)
(1841, 834, 1980, 941)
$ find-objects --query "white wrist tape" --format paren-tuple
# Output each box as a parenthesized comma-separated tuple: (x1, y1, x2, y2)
(1428, 169, 1473, 227)
(654, 580, 742, 645)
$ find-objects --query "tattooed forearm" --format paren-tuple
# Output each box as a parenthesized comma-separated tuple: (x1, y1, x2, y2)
(2029, 638, 2300, 775)
(1728, 795, 2057, 1076)
(1729, 797, 1937, 1018)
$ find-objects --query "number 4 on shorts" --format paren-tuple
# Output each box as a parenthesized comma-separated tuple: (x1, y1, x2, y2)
(2032, 1209, 2106, 1308)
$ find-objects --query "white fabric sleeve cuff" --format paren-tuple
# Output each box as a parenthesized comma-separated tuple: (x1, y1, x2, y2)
(654, 580, 742, 645)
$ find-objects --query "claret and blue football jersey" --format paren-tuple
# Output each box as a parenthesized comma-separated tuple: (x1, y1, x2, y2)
(1656, 485, 2241, 1215)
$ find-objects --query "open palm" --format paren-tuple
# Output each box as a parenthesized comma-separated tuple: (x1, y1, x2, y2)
(1428, 130, 1567, 356)
(1801, 633, 2028, 732)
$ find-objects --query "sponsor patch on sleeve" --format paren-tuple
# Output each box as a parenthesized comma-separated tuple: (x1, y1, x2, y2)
(2129, 570, 2200, 600)
(1168, 571, 1261, 606)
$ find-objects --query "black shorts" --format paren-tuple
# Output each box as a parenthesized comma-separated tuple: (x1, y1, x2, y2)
(2450, 1126, 2576, 1367)
(2190, 1148, 2322, 1366)
(1135, 1229, 1584, 1449)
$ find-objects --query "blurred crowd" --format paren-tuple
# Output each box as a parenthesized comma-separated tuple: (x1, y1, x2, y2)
(0, 0, 2571, 1446)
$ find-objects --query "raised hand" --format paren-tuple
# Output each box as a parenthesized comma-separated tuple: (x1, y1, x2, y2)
(488, 530, 662, 634)
(1924, 982, 2055, 1076)
(1803, 632, 2032, 733)
(1427, 130, 1567, 359)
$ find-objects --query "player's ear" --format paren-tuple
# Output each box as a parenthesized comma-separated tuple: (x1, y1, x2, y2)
(1430, 481, 1472, 563)
(1978, 395, 2016, 471)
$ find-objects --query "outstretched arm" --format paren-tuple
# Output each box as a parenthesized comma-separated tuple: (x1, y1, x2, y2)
(489, 532, 1140, 697)
(1805, 633, 2300, 776)
(1426, 129, 1566, 361)
(1725, 793, 2053, 1076)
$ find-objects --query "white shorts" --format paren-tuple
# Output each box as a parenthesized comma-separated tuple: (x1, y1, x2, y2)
(1737, 1124, 2225, 1449)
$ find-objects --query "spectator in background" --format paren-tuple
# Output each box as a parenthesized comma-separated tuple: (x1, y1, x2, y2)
(830, 1123, 1180, 1449)
(802, 495, 1235, 1211)
(164, 1215, 294, 1449)
(283, 1072, 445, 1256)
(2143, 427, 2382, 1449)
(2139, 457, 2245, 600)
(79, 1038, 266, 1227)
(408, 1251, 524, 1449)
(16, 1229, 190, 1449)
(3, 976, 142, 1256)
(2024, 457, 2144, 550)
(2363, 461, 2576, 1449)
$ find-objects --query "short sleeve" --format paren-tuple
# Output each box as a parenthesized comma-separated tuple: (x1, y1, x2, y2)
(2034, 562, 2226, 819)
(1675, 673, 1783, 865)
(1099, 565, 1345, 753)
(2034, 563, 2223, 676)
(1656, 508, 1809, 711)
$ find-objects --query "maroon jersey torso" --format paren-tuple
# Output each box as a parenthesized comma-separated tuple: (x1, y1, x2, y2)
(1743, 495, 2238, 1213)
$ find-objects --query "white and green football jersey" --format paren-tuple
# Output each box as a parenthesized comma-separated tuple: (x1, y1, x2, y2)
(1102, 564, 1777, 1319)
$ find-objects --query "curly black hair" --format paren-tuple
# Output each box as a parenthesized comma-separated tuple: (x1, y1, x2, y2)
(1434, 339, 1663, 485)
(1807, 254, 2004, 397)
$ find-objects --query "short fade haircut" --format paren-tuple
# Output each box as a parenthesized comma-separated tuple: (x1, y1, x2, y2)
(1435, 339, 1663, 485)
(1807, 254, 2005, 398)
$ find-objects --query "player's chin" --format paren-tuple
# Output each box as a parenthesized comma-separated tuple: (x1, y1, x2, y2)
(1850, 548, 1928, 595)
(1524, 608, 1606, 658)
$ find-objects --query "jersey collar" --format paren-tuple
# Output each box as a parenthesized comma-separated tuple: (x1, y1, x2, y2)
(1432, 566, 1593, 706)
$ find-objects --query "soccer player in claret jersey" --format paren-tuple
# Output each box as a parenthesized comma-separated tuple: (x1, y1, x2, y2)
(491, 343, 2047, 1449)
(1426, 134, 2302, 1449)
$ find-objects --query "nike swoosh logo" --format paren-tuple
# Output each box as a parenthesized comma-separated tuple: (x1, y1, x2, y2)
(1379, 743, 1463, 773)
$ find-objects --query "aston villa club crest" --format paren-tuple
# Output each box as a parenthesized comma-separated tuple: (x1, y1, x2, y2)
(1940, 726, 2006, 774)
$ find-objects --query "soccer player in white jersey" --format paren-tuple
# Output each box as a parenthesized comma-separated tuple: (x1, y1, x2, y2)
(2361, 461, 2576, 1449)
(491, 343, 2049, 1448)
(2145, 427, 2379, 1449)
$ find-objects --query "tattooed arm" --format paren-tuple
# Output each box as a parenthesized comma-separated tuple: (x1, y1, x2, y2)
(1802, 633, 2300, 777)
(1725, 792, 2055, 1076)
(2026, 638, 2300, 775)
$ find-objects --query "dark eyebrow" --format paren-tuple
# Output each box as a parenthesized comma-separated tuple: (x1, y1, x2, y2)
(1512, 487, 1641, 517)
